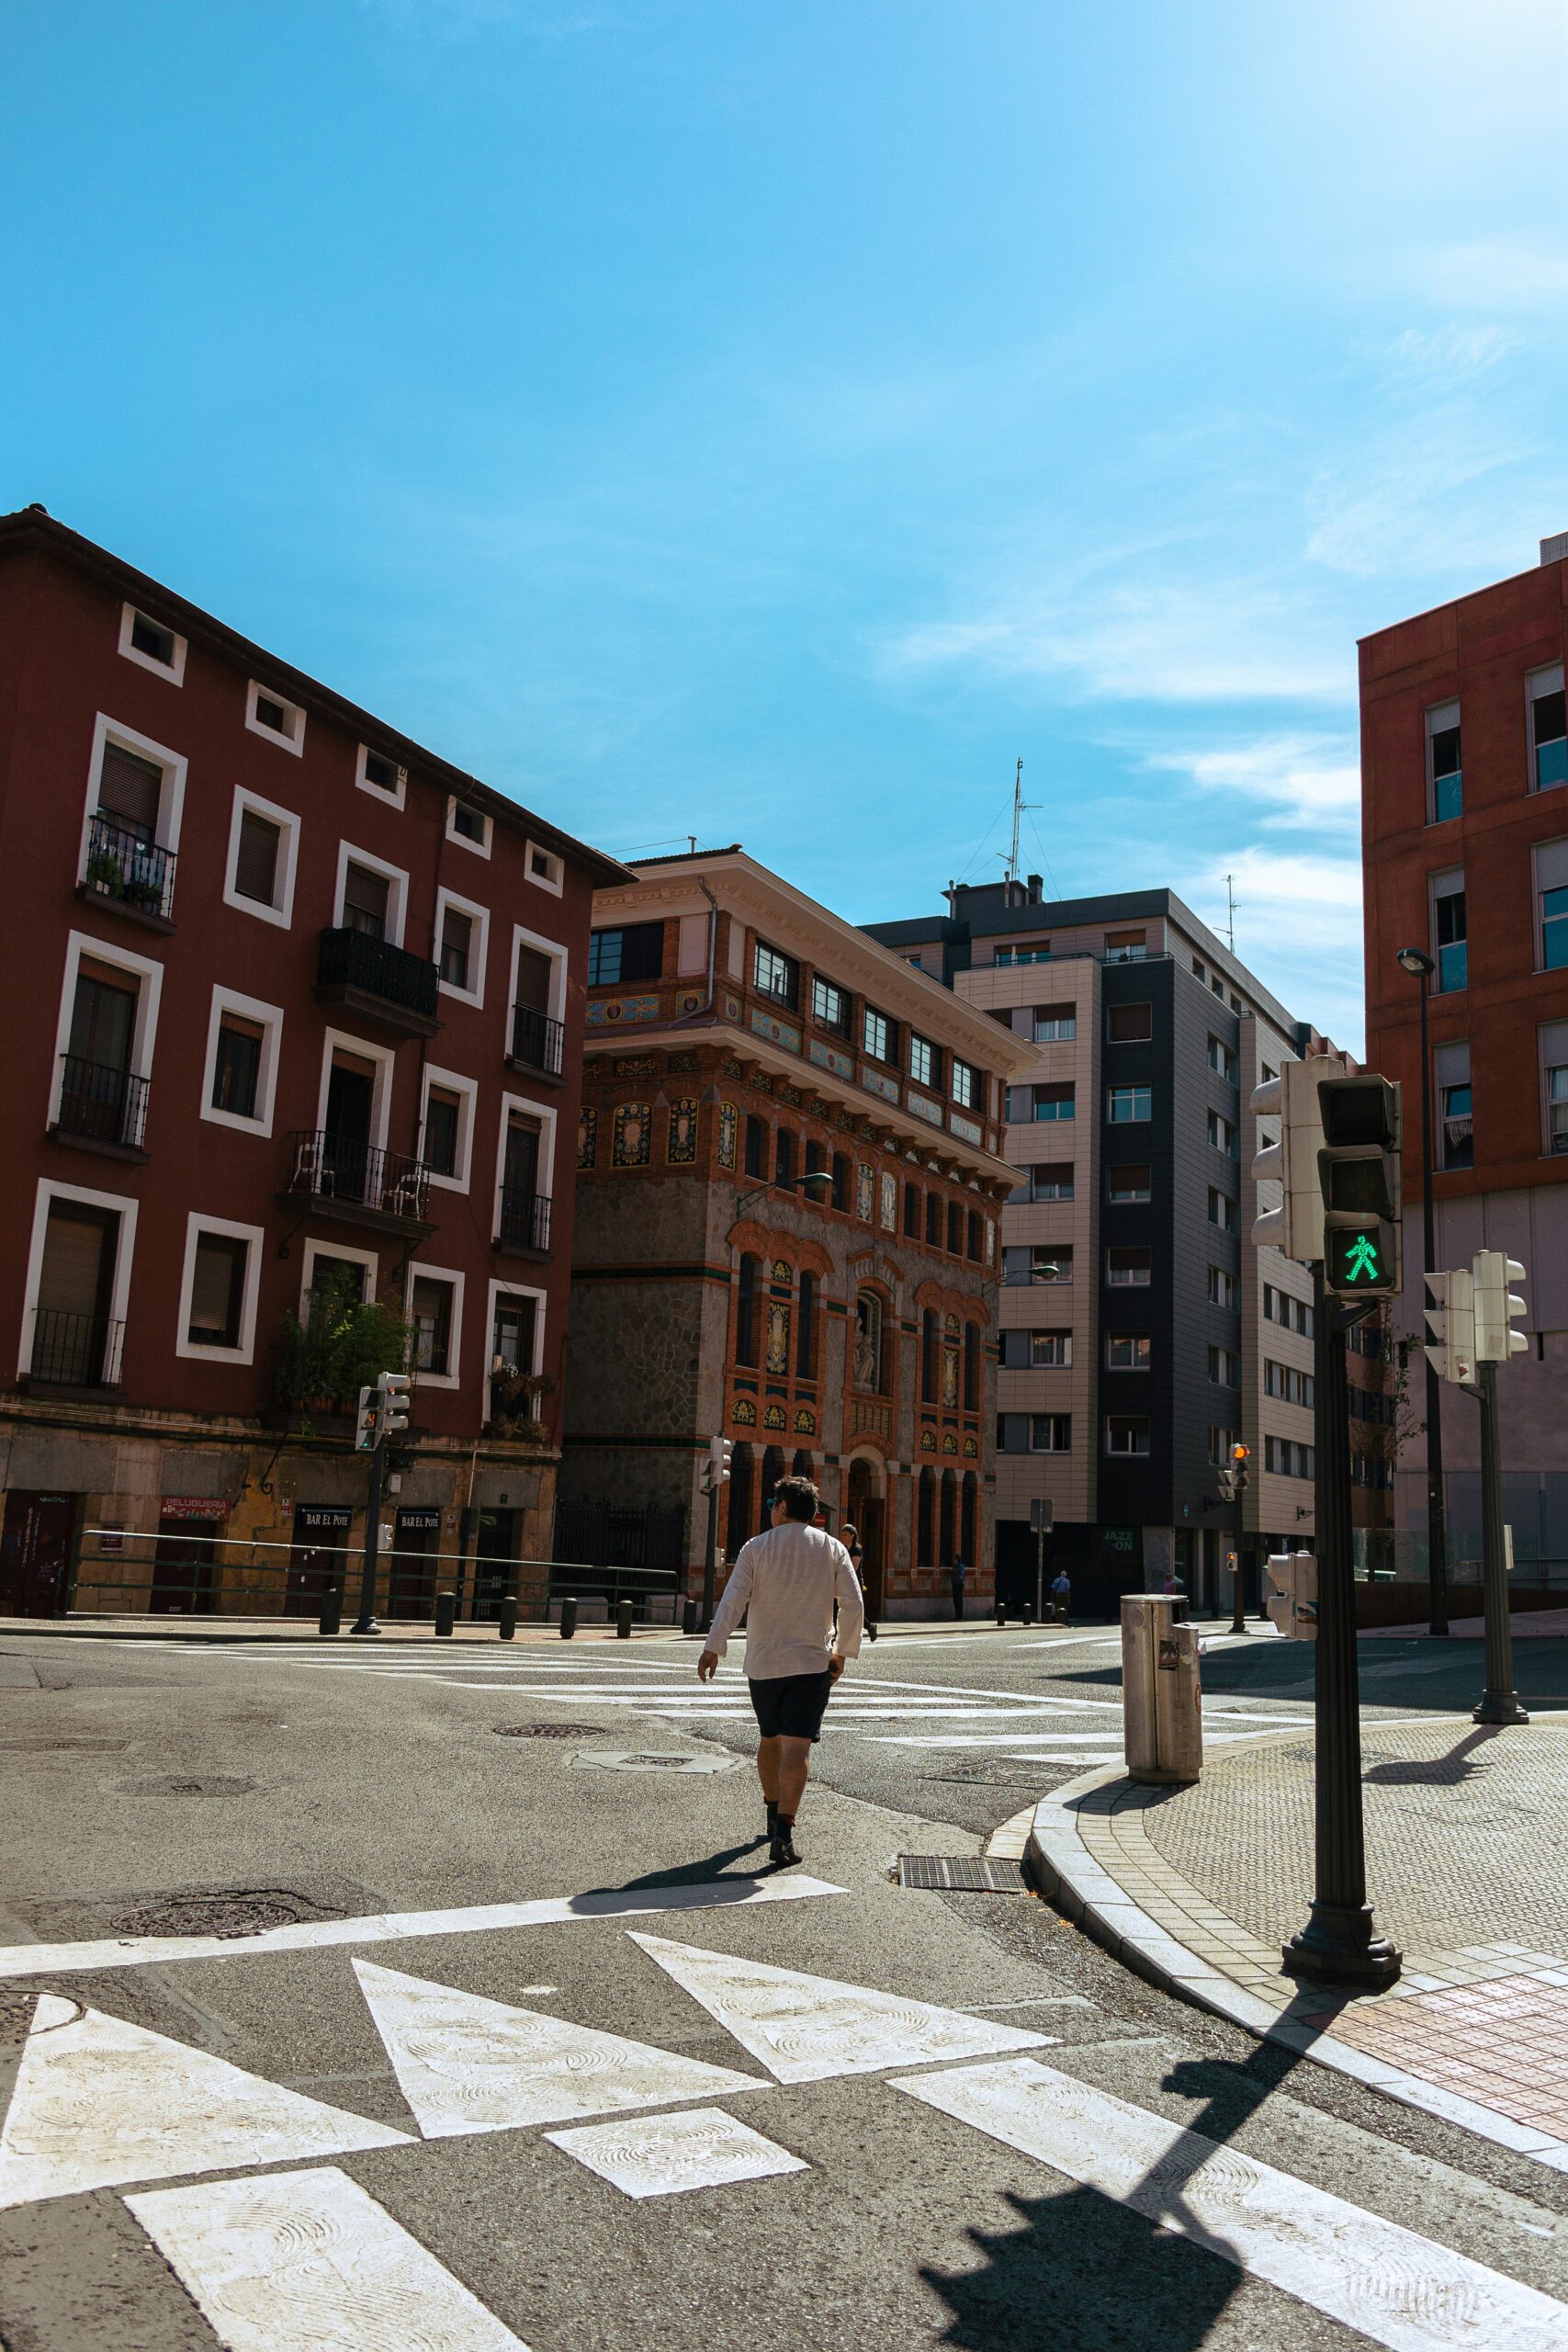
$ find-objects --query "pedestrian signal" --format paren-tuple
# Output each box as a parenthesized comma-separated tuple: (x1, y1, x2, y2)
(1325, 1221, 1398, 1296)
(1249, 1057, 1336, 1261)
(1319, 1072, 1402, 1299)
(1424, 1269, 1475, 1386)
(355, 1385, 378, 1453)
(1472, 1251, 1528, 1363)
(376, 1369, 412, 1440)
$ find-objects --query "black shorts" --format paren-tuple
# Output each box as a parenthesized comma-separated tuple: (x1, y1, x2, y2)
(748, 1668, 835, 1743)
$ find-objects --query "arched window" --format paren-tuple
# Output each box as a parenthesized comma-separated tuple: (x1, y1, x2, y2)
(744, 1115, 767, 1180)
(917, 1466, 936, 1566)
(963, 1322, 979, 1412)
(920, 1309, 938, 1405)
(761, 1444, 785, 1529)
(961, 1471, 977, 1562)
(736, 1254, 759, 1367)
(791, 1447, 814, 1483)
(946, 1202, 963, 1255)
(797, 1271, 817, 1378)
(805, 1139, 827, 1192)
(854, 1290, 885, 1393)
(925, 1192, 942, 1248)
(966, 1210, 982, 1261)
(774, 1128, 795, 1186)
(726, 1443, 754, 1557)
(904, 1183, 920, 1238)
(830, 1152, 850, 1212)
(939, 1469, 957, 1566)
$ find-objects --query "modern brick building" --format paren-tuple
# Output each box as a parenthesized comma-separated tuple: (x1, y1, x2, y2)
(561, 848, 1029, 1617)
(0, 505, 624, 1620)
(1361, 534, 1568, 1582)
(866, 880, 1360, 1617)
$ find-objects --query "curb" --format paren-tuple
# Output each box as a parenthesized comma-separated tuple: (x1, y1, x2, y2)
(1024, 1754, 1568, 2177)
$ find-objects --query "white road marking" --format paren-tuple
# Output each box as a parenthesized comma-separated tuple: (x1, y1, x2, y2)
(892, 2059, 1568, 2352)
(0, 1870, 845, 1982)
(0, 1996, 409, 2210)
(546, 2105, 807, 2199)
(128, 2165, 531, 2351)
(354, 1959, 766, 2136)
(629, 1935, 1058, 2084)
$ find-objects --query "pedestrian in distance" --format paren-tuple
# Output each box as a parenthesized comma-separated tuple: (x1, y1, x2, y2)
(1050, 1567, 1071, 1625)
(950, 1555, 967, 1620)
(699, 1475, 863, 1869)
(840, 1521, 876, 1641)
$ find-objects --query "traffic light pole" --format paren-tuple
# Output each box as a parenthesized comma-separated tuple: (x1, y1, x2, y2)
(351, 1435, 385, 1638)
(1228, 1467, 1247, 1634)
(1415, 972, 1450, 1636)
(1472, 1360, 1528, 1726)
(1282, 1264, 1401, 1989)
(700, 1476, 719, 1634)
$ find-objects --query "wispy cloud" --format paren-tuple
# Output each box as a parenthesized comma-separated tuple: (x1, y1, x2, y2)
(1183, 844, 1366, 1050)
(1145, 735, 1360, 834)
(1415, 235, 1568, 313)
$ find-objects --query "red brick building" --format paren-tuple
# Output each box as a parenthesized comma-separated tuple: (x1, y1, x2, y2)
(0, 505, 624, 1619)
(1361, 533, 1568, 1580)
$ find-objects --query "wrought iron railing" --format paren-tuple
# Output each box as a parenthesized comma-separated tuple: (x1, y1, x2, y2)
(317, 926, 439, 1020)
(82, 812, 175, 922)
(287, 1129, 430, 1222)
(498, 1186, 551, 1252)
(29, 1308, 124, 1387)
(56, 1056, 149, 1150)
(509, 1003, 565, 1078)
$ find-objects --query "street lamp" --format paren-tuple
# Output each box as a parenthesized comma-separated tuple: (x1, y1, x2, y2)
(1396, 944, 1449, 1637)
(734, 1169, 835, 1216)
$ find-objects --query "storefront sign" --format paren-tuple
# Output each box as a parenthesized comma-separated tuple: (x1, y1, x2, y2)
(159, 1498, 231, 1522)
(396, 1509, 442, 1532)
(296, 1507, 354, 1535)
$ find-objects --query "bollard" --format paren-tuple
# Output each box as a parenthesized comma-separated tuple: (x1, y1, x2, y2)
(615, 1599, 634, 1640)
(498, 1596, 517, 1642)
(318, 1586, 343, 1638)
(1021, 1599, 1034, 1625)
(559, 1597, 578, 1640)
(995, 1600, 1006, 1627)
(434, 1590, 457, 1638)
(682, 1597, 699, 1636)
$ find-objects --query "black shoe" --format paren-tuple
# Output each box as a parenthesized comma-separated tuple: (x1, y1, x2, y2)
(769, 1829, 800, 1868)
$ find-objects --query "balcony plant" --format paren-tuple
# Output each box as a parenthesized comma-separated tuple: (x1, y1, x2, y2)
(485, 1364, 555, 1445)
(85, 848, 129, 899)
(274, 1266, 412, 1424)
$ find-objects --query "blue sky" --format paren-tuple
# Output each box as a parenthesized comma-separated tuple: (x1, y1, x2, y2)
(6, 1, 1568, 1049)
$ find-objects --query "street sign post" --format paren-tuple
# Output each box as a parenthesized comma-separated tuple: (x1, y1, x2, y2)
(1030, 1496, 1053, 1620)
(699, 1435, 732, 1633)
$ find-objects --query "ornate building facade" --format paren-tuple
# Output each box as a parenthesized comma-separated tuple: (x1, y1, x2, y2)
(562, 848, 1029, 1617)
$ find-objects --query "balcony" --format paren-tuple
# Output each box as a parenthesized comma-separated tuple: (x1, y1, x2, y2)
(28, 1308, 125, 1390)
(314, 927, 441, 1038)
(78, 812, 176, 931)
(282, 1130, 434, 1238)
(496, 1185, 552, 1258)
(507, 1003, 565, 1082)
(51, 1056, 150, 1161)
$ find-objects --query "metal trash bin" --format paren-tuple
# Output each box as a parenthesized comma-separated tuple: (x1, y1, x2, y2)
(1121, 1593, 1202, 1783)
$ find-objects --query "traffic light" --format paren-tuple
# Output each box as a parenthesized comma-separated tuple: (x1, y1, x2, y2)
(1318, 1073, 1402, 1298)
(1424, 1268, 1475, 1386)
(1249, 1056, 1336, 1261)
(703, 1435, 733, 1494)
(1215, 1445, 1247, 1505)
(376, 1369, 412, 1441)
(1264, 1551, 1318, 1641)
(1232, 1442, 1250, 1488)
(355, 1385, 378, 1453)
(1215, 1464, 1236, 1503)
(1472, 1251, 1528, 1363)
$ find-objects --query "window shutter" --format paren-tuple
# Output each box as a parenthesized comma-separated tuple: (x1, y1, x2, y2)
(344, 864, 389, 932)
(513, 944, 553, 1011)
(189, 1236, 244, 1345)
(234, 811, 281, 904)
(96, 745, 163, 835)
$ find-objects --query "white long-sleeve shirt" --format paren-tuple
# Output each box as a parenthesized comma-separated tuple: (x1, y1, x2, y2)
(705, 1520, 864, 1681)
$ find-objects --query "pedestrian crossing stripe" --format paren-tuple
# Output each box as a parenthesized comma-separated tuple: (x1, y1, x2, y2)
(546, 2106, 807, 2199)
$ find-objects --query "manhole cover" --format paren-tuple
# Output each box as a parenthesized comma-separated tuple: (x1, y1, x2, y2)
(117, 1774, 257, 1797)
(895, 1855, 1028, 1894)
(109, 1889, 333, 1939)
(492, 1723, 609, 1739)
(566, 1751, 739, 1775)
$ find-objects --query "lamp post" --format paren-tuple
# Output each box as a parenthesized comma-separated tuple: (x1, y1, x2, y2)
(734, 1169, 836, 1217)
(1396, 945, 1448, 1637)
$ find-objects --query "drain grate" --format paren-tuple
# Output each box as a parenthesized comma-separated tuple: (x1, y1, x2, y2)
(109, 1889, 333, 1939)
(895, 1854, 1029, 1894)
(492, 1722, 608, 1739)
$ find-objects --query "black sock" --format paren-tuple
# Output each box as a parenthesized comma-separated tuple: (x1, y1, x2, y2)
(776, 1812, 795, 1833)
(766, 1799, 778, 1834)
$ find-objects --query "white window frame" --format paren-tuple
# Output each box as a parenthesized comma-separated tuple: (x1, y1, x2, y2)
(355, 743, 407, 808)
(435, 885, 491, 1008)
(509, 922, 570, 1025)
(1529, 665, 1567, 796)
(175, 1212, 265, 1363)
(19, 1177, 140, 1380)
(1540, 1021, 1568, 1159)
(419, 1063, 479, 1193)
(299, 1237, 378, 1317)
(245, 679, 306, 755)
(487, 1278, 547, 1381)
(316, 1028, 398, 1155)
(333, 841, 409, 948)
(525, 840, 564, 897)
(446, 796, 492, 857)
(118, 603, 187, 685)
(1426, 698, 1461, 823)
(492, 1091, 558, 1238)
(1107, 1085, 1151, 1124)
(81, 713, 188, 873)
(201, 986, 284, 1138)
(409, 1261, 465, 1392)
(223, 786, 300, 929)
(50, 932, 164, 1125)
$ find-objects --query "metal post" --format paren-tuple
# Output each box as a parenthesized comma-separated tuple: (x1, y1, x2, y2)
(1034, 1527, 1044, 1623)
(350, 1439, 384, 1637)
(1229, 1485, 1247, 1635)
(700, 1477, 718, 1634)
(1282, 1264, 1401, 1987)
(434, 1590, 456, 1638)
(1416, 972, 1450, 1636)
(1473, 1361, 1528, 1725)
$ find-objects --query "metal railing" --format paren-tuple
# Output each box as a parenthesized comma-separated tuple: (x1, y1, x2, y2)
(317, 926, 440, 1021)
(56, 1056, 149, 1149)
(82, 811, 176, 922)
(287, 1129, 431, 1222)
(498, 1185, 551, 1252)
(29, 1309, 124, 1387)
(509, 1002, 565, 1078)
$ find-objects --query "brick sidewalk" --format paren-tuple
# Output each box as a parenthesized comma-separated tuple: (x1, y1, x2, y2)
(1028, 1712, 1568, 2174)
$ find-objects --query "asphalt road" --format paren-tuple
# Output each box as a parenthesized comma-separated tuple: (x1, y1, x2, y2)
(5, 1622, 1568, 2352)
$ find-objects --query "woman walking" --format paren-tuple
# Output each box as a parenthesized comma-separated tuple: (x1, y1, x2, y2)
(839, 1522, 876, 1640)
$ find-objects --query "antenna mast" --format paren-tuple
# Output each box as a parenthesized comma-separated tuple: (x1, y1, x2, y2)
(998, 758, 1042, 899)
(1224, 872, 1238, 954)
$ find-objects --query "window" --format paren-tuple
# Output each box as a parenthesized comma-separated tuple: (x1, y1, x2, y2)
(1266, 1359, 1314, 1408)
(1208, 1265, 1235, 1309)
(1427, 1039, 1472, 1171)
(1352, 1453, 1393, 1490)
(1349, 1384, 1393, 1426)
(441, 906, 472, 989)
(1427, 700, 1461, 823)
(966, 1210, 982, 1262)
(797, 1271, 817, 1378)
(1208, 1428, 1237, 1468)
(1106, 1416, 1150, 1455)
(1263, 1283, 1314, 1336)
(423, 1088, 462, 1179)
(903, 1181, 919, 1238)
(588, 921, 663, 987)
(526, 842, 564, 894)
(1032, 1329, 1071, 1367)
(1030, 1084, 1075, 1123)
(1107, 1085, 1151, 1123)
(1106, 1162, 1150, 1203)
(245, 681, 304, 753)
(435, 890, 489, 1003)
(745, 1116, 768, 1180)
(224, 789, 298, 927)
(1107, 1002, 1152, 1043)
(1106, 1245, 1150, 1286)
(1105, 929, 1146, 961)
(1208, 1187, 1235, 1231)
(211, 1015, 263, 1121)
(753, 939, 798, 1006)
(1207, 1112, 1235, 1155)
(1208, 1035, 1235, 1080)
(812, 976, 847, 1032)
(1431, 870, 1467, 992)
(1543, 1022, 1568, 1155)
(340, 855, 400, 943)
(964, 1322, 979, 1410)
(995, 942, 1051, 967)
(920, 1308, 938, 1403)
(1028, 1163, 1075, 1201)
(1107, 1333, 1151, 1371)
(1208, 1345, 1240, 1387)
(95, 741, 164, 841)
(1004, 1244, 1071, 1284)
(1031, 1414, 1072, 1453)
(201, 989, 281, 1137)
(1265, 1435, 1315, 1479)
(774, 1128, 795, 1186)
(118, 604, 186, 683)
(1212, 975, 1225, 998)
(909, 1034, 938, 1089)
(854, 1289, 886, 1393)
(830, 1151, 850, 1211)
(411, 1274, 457, 1378)
(863, 1006, 893, 1063)
(356, 745, 405, 806)
(1538, 841, 1568, 971)
(236, 811, 281, 904)
(1530, 667, 1567, 794)
(446, 797, 491, 854)
(926, 1191, 942, 1248)
(946, 1201, 963, 1255)
(952, 1057, 978, 1110)
(1192, 956, 1206, 980)
(175, 1214, 261, 1363)
(736, 1255, 760, 1366)
(1032, 1003, 1076, 1042)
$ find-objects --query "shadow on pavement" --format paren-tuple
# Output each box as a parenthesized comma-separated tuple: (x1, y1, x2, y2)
(568, 1838, 773, 1909)
(1043, 1634, 1568, 1715)
(1362, 1723, 1502, 1786)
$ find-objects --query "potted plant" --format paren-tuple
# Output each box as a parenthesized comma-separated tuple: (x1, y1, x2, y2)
(273, 1267, 412, 1430)
(485, 1364, 556, 1443)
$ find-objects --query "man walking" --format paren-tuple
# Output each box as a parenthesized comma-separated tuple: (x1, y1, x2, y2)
(698, 1475, 863, 1868)
(950, 1555, 967, 1620)
(1050, 1567, 1071, 1625)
